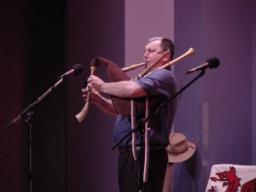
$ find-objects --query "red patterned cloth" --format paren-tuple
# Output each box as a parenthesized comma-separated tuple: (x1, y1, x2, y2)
(205, 164, 256, 192)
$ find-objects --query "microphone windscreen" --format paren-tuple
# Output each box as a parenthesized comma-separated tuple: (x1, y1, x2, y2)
(207, 57, 220, 69)
(72, 64, 83, 75)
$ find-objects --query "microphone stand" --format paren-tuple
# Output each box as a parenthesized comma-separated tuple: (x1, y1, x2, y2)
(111, 70, 205, 192)
(111, 70, 206, 150)
(4, 77, 65, 192)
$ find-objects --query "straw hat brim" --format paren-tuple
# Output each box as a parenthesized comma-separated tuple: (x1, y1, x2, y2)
(167, 141, 196, 163)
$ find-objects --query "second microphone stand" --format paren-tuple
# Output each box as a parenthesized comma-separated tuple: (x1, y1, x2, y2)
(111, 70, 206, 150)
(111, 70, 206, 192)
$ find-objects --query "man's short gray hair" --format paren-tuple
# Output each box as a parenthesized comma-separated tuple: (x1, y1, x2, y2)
(147, 36, 175, 59)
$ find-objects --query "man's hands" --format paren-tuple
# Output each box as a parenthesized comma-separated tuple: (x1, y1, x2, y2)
(81, 75, 117, 116)
(81, 87, 99, 105)
(83, 74, 146, 99)
(87, 75, 105, 93)
(81, 75, 105, 105)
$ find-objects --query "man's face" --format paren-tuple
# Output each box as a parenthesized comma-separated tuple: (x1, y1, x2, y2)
(143, 40, 164, 66)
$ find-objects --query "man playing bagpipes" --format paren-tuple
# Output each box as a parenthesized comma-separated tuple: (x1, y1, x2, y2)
(82, 37, 177, 192)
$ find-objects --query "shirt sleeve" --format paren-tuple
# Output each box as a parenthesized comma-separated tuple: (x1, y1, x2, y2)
(135, 69, 176, 98)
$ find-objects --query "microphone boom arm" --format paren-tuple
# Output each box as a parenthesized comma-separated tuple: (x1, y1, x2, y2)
(4, 77, 64, 129)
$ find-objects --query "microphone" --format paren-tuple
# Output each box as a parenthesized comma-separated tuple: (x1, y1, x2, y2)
(60, 64, 83, 78)
(186, 57, 220, 74)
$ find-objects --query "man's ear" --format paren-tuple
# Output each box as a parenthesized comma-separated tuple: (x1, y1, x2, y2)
(163, 51, 171, 62)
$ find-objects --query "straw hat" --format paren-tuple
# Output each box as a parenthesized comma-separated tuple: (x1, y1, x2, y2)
(166, 132, 196, 163)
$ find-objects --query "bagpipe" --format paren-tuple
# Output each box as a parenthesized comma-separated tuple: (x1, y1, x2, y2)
(75, 47, 195, 121)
